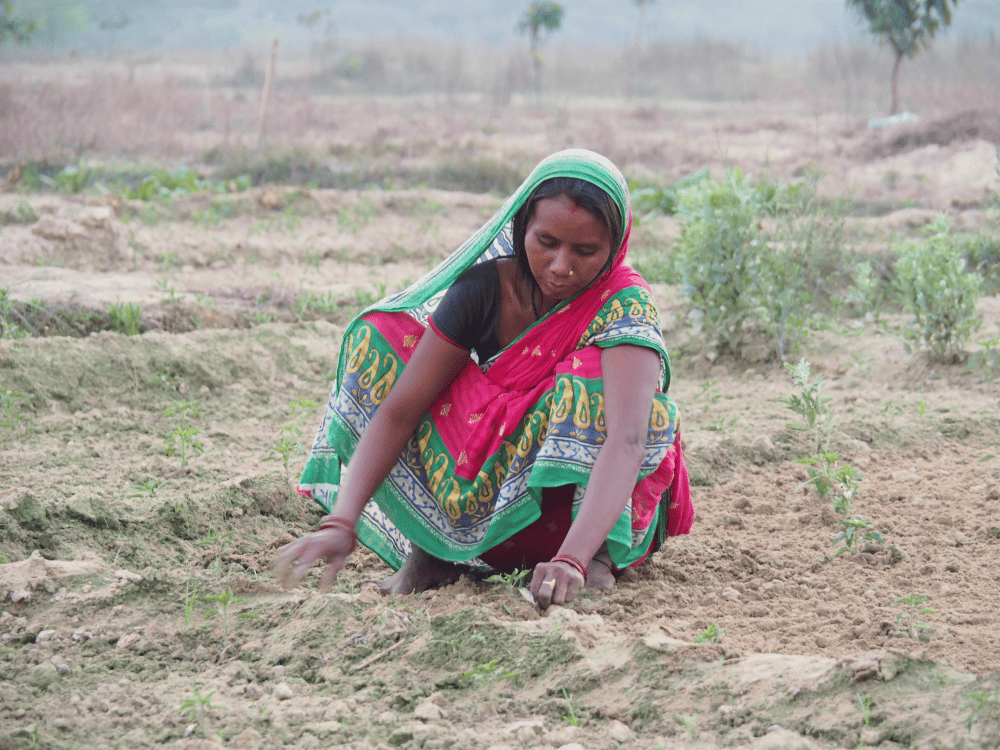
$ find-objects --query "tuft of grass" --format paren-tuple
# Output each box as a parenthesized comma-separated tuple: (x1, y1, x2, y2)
(108, 302, 142, 336)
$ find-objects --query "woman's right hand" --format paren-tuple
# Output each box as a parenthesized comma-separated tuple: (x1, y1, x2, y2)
(272, 526, 355, 591)
(530, 559, 586, 609)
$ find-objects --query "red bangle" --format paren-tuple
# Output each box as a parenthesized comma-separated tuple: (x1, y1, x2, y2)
(316, 516, 358, 555)
(552, 554, 588, 584)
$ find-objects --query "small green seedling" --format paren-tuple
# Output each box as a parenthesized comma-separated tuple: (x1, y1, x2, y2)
(165, 399, 201, 422)
(697, 379, 720, 403)
(202, 589, 243, 640)
(165, 427, 203, 468)
(461, 658, 519, 685)
(148, 372, 186, 391)
(693, 621, 725, 644)
(163, 400, 204, 468)
(156, 277, 185, 303)
(460, 658, 519, 714)
(857, 693, 872, 725)
(178, 689, 226, 722)
(287, 397, 317, 432)
(893, 592, 935, 639)
(796, 454, 862, 514)
(780, 359, 834, 456)
(832, 517, 885, 556)
(485, 568, 530, 590)
(193, 528, 234, 576)
(560, 688, 580, 726)
(126, 478, 168, 499)
(261, 426, 299, 479)
(706, 416, 738, 432)
(263, 398, 318, 478)
(961, 689, 1000, 733)
(982, 439, 999, 462)
(781, 359, 863, 515)
(676, 714, 698, 740)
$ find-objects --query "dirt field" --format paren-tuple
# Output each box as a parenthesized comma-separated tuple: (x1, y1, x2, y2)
(2, 59, 1000, 750)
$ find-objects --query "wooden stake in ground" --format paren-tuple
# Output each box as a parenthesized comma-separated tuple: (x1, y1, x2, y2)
(257, 39, 279, 147)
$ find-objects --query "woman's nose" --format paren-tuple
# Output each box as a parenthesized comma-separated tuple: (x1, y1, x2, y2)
(550, 248, 572, 275)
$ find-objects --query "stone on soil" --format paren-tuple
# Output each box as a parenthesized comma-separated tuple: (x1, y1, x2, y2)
(274, 682, 294, 700)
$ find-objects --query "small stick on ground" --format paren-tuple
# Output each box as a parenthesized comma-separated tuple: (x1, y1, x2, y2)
(350, 637, 406, 672)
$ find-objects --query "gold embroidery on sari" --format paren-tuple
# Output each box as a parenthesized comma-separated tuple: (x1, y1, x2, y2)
(345, 325, 372, 374)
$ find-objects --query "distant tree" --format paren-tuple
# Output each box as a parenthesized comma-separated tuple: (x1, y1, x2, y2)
(98, 10, 130, 58)
(0, 0, 37, 44)
(14, 0, 86, 46)
(626, 0, 655, 100)
(518, 1, 564, 101)
(297, 7, 336, 90)
(845, 0, 958, 115)
(633, 0, 655, 50)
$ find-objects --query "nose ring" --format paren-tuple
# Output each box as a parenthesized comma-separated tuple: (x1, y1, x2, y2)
(568, 269, 573, 276)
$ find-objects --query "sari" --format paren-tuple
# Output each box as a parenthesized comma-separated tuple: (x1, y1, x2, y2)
(298, 150, 693, 571)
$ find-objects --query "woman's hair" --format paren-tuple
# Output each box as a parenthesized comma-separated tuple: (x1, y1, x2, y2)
(511, 177, 623, 285)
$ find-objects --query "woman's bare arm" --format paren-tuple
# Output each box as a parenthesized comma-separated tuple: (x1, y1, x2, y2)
(532, 343, 660, 607)
(274, 329, 470, 588)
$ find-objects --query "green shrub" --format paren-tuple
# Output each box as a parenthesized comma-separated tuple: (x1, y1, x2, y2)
(128, 169, 210, 201)
(846, 259, 891, 325)
(894, 214, 982, 362)
(630, 168, 709, 219)
(961, 230, 1000, 294)
(674, 169, 768, 355)
(674, 169, 817, 360)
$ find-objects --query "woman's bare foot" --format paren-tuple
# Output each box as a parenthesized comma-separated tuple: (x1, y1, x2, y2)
(586, 552, 616, 592)
(378, 545, 464, 595)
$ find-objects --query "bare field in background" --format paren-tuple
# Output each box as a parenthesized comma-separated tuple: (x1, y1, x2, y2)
(1, 46, 1000, 750)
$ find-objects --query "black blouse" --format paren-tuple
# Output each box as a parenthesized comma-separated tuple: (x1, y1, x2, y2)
(430, 259, 504, 363)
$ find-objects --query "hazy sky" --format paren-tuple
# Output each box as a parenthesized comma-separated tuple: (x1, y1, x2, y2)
(22, 0, 1000, 53)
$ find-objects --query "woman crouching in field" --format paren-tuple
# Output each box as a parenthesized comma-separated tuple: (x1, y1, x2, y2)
(274, 149, 692, 609)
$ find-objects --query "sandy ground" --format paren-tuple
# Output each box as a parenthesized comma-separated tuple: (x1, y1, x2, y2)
(1, 69, 1000, 750)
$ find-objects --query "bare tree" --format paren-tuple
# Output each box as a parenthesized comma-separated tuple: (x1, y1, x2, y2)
(845, 0, 958, 115)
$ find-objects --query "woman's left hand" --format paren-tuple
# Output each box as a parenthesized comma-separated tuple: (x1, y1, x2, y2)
(530, 559, 585, 609)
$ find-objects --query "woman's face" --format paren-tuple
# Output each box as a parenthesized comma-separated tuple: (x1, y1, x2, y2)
(523, 194, 613, 308)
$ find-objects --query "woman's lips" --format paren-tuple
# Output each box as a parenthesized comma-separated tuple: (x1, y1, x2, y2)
(545, 280, 575, 295)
